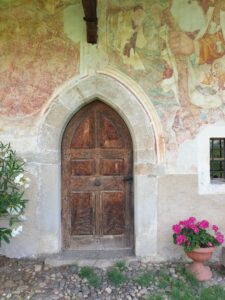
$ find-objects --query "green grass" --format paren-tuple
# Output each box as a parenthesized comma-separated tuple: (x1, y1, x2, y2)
(177, 265, 199, 286)
(200, 286, 225, 300)
(115, 260, 126, 271)
(77, 263, 225, 298)
(107, 267, 127, 285)
(134, 270, 155, 287)
(146, 293, 164, 300)
(157, 268, 172, 289)
(170, 280, 198, 300)
(154, 265, 200, 300)
(87, 274, 101, 289)
(79, 266, 101, 288)
(106, 261, 128, 286)
(79, 266, 93, 278)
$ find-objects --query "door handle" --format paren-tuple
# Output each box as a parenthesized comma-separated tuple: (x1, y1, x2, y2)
(123, 175, 133, 181)
(94, 178, 101, 186)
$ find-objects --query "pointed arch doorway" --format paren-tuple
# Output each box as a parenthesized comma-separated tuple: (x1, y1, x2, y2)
(61, 100, 134, 252)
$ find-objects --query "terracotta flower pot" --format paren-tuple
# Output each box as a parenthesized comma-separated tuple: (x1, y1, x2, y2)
(185, 247, 215, 281)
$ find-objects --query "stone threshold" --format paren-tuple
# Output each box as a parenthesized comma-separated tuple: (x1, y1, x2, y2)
(45, 248, 136, 268)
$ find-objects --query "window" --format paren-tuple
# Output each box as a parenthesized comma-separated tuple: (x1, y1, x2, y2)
(210, 138, 225, 181)
(198, 125, 225, 194)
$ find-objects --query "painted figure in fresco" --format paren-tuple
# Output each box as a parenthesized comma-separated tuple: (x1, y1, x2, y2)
(107, 4, 147, 70)
(122, 5, 146, 70)
(162, 0, 225, 109)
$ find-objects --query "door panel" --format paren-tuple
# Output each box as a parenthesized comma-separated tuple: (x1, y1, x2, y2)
(102, 191, 125, 235)
(71, 115, 95, 149)
(71, 159, 95, 176)
(99, 115, 123, 148)
(101, 159, 124, 175)
(71, 192, 95, 235)
(62, 100, 133, 250)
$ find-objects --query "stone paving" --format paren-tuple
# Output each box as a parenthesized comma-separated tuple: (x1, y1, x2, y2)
(1, 255, 225, 300)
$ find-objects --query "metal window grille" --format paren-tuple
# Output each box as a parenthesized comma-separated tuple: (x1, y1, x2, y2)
(210, 138, 225, 180)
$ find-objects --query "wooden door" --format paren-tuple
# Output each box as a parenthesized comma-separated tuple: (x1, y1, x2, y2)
(62, 100, 133, 250)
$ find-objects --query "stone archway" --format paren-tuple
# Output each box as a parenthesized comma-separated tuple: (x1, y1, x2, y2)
(37, 71, 165, 257)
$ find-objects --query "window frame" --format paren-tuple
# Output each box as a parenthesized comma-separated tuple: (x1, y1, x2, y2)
(210, 138, 225, 181)
(198, 125, 225, 195)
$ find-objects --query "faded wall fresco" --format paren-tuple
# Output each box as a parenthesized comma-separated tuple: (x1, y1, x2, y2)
(105, 0, 225, 149)
(0, 0, 80, 116)
(1, 0, 225, 152)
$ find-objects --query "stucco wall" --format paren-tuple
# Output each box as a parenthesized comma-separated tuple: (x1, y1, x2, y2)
(1, 0, 225, 259)
(158, 175, 225, 260)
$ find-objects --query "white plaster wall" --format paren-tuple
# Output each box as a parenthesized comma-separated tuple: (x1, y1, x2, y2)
(1, 1, 225, 261)
(197, 123, 225, 194)
(2, 70, 225, 260)
(0, 71, 165, 258)
(158, 174, 225, 260)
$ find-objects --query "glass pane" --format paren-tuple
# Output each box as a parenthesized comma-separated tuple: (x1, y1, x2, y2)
(213, 139, 221, 158)
(210, 138, 225, 180)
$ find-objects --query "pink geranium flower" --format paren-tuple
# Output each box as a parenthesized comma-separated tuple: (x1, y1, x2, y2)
(189, 224, 199, 234)
(212, 225, 219, 232)
(216, 234, 224, 244)
(179, 221, 186, 227)
(172, 224, 181, 234)
(172, 217, 224, 251)
(179, 220, 190, 228)
(197, 220, 209, 229)
(176, 235, 187, 245)
(188, 217, 196, 223)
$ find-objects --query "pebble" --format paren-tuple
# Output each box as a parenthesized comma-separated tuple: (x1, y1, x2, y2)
(68, 264, 78, 274)
(105, 287, 112, 294)
(1, 256, 225, 299)
(34, 264, 42, 272)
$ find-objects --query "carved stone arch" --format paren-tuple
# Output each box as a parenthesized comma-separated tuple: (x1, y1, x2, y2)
(37, 71, 165, 257)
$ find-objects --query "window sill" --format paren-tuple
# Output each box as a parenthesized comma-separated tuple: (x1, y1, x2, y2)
(210, 179, 225, 185)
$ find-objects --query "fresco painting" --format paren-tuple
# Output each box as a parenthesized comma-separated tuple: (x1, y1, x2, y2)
(0, 0, 80, 116)
(1, 0, 225, 151)
(106, 0, 225, 149)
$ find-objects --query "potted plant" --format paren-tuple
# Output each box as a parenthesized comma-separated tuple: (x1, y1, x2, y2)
(172, 217, 224, 281)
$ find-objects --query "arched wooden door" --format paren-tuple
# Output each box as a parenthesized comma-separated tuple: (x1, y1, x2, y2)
(62, 100, 133, 251)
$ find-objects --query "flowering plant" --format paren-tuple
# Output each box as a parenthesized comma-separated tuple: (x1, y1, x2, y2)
(172, 217, 224, 252)
(0, 141, 30, 246)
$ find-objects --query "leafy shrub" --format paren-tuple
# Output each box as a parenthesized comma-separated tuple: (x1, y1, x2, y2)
(0, 141, 29, 246)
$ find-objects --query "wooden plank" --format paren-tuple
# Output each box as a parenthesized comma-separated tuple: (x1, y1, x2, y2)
(82, 0, 98, 44)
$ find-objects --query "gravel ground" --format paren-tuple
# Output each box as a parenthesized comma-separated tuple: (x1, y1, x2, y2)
(1, 256, 225, 300)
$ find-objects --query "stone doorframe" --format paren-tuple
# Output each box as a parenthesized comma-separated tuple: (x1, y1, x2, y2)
(38, 68, 165, 257)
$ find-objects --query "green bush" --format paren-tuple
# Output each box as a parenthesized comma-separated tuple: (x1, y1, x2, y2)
(0, 141, 29, 246)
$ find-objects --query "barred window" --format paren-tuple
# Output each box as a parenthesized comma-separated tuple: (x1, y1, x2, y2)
(210, 138, 225, 180)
